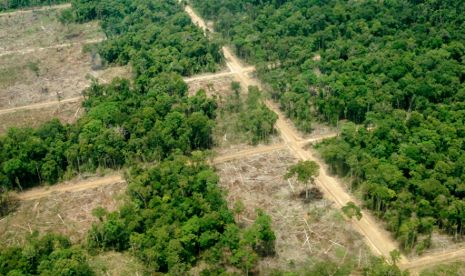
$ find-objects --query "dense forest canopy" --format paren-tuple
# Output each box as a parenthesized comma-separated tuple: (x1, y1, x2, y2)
(191, 0, 465, 251)
(70, 0, 223, 80)
(0, 0, 68, 11)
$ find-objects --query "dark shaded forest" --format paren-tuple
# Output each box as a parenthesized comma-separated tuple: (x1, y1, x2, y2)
(191, 0, 465, 252)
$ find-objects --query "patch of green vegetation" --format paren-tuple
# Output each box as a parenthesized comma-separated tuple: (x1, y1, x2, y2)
(0, 65, 23, 88)
(27, 61, 40, 76)
(88, 251, 148, 276)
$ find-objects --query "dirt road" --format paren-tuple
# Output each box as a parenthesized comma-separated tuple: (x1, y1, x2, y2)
(12, 146, 286, 201)
(401, 248, 465, 274)
(212, 144, 287, 164)
(0, 3, 71, 17)
(17, 174, 124, 201)
(0, 97, 82, 115)
(184, 3, 409, 265)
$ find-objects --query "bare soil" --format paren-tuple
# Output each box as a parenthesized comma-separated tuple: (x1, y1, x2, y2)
(0, 45, 93, 108)
(0, 179, 126, 246)
(0, 8, 131, 128)
(187, 74, 235, 97)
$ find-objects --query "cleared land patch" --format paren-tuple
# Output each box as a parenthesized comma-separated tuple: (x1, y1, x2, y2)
(0, 177, 126, 247)
(88, 251, 148, 276)
(0, 8, 131, 128)
(0, 100, 81, 134)
(216, 149, 371, 272)
(1, 44, 94, 108)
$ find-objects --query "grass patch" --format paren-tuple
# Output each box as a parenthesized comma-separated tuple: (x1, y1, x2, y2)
(88, 251, 148, 276)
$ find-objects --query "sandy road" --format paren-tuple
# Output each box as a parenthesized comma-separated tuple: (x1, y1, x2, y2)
(0, 3, 71, 17)
(0, 97, 83, 115)
(17, 174, 124, 201)
(400, 247, 465, 274)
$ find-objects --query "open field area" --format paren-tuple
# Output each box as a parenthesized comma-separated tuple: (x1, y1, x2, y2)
(0, 45, 92, 108)
(88, 251, 148, 276)
(0, 6, 131, 129)
(187, 73, 234, 97)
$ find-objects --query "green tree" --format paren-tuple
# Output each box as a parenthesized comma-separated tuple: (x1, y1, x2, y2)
(342, 201, 362, 221)
(285, 160, 320, 199)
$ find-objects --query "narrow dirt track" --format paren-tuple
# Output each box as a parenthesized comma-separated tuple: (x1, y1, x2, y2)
(184, 4, 465, 272)
(212, 144, 286, 164)
(0, 97, 82, 115)
(401, 248, 465, 274)
(0, 3, 71, 17)
(13, 146, 302, 201)
(184, 66, 254, 83)
(299, 132, 338, 145)
(17, 174, 124, 201)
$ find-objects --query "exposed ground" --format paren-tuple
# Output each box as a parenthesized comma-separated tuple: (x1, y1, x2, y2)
(0, 45, 92, 108)
(0, 5, 131, 130)
(88, 251, 148, 276)
(187, 73, 234, 97)
(0, 100, 81, 133)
